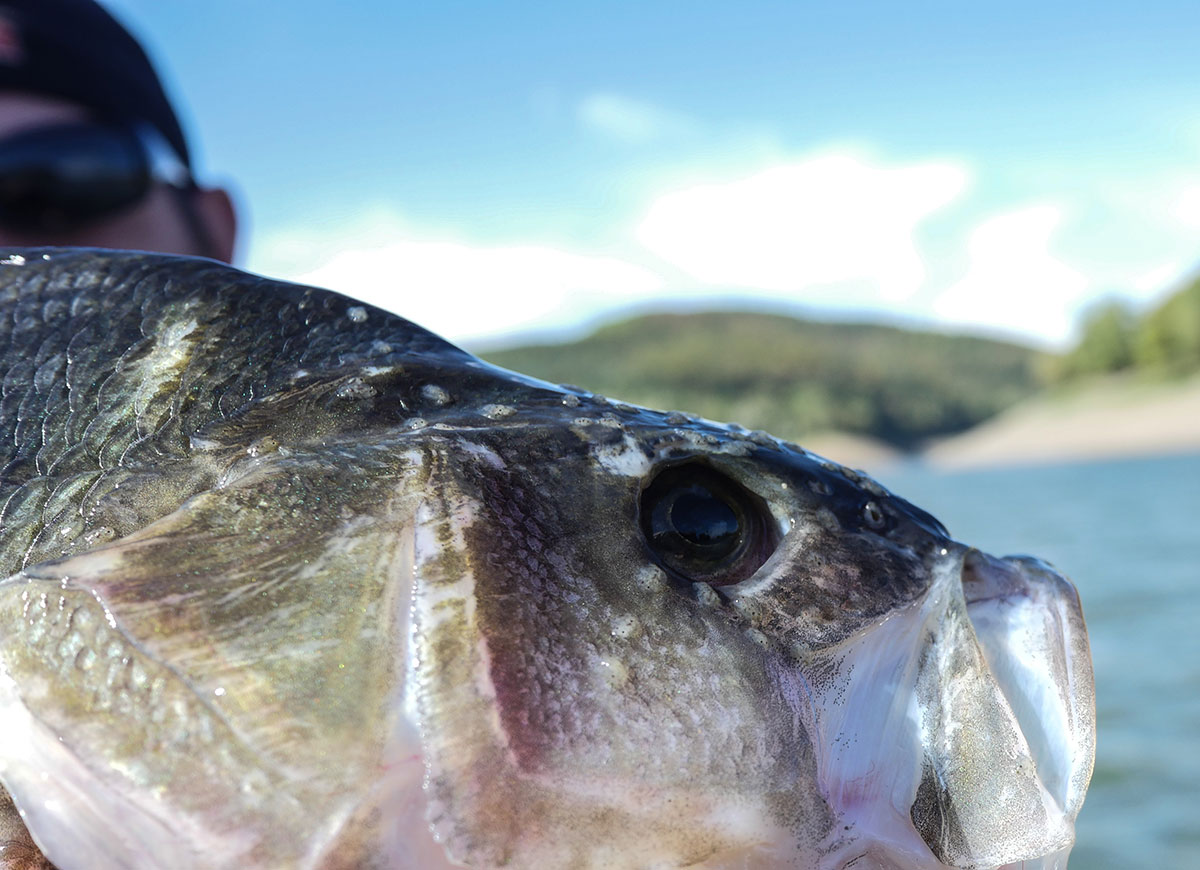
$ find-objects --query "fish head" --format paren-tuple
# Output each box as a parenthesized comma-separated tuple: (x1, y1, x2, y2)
(0, 250, 1094, 870)
(400, 389, 1096, 870)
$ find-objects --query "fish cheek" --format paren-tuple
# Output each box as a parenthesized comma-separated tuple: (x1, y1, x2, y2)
(734, 521, 934, 652)
(461, 459, 696, 774)
(441, 469, 792, 868)
(414, 462, 628, 865)
(463, 465, 600, 773)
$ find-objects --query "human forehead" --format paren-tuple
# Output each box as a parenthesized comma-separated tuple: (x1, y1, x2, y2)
(0, 90, 88, 137)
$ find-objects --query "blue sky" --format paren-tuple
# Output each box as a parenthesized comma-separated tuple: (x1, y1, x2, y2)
(103, 1, 1200, 349)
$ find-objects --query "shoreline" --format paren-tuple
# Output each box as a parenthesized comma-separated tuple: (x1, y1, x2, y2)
(921, 374, 1200, 470)
(799, 374, 1200, 473)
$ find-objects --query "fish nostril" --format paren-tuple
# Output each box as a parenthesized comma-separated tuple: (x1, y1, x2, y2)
(861, 501, 886, 530)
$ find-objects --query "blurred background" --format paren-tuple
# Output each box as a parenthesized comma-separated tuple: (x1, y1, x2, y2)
(103, 2, 1198, 866)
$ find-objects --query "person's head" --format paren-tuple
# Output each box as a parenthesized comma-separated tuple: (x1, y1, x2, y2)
(0, 0, 236, 261)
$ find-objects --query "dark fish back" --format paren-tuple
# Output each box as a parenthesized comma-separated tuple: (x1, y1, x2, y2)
(0, 248, 464, 572)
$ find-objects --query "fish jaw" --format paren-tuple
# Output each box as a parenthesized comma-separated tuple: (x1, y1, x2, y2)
(807, 547, 1094, 870)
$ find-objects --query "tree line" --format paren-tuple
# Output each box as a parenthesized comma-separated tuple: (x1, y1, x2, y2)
(1053, 277, 1200, 380)
(483, 311, 1039, 450)
(481, 276, 1198, 450)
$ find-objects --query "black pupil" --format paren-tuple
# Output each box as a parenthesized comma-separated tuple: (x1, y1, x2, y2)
(671, 490, 739, 547)
(640, 462, 778, 586)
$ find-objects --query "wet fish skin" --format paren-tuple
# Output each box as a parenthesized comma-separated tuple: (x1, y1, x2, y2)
(0, 249, 1094, 869)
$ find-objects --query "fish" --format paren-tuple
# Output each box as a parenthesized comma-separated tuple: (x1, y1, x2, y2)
(0, 248, 1094, 870)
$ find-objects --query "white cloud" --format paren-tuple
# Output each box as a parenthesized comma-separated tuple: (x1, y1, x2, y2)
(248, 207, 413, 278)
(932, 205, 1089, 345)
(248, 160, 1182, 350)
(1173, 185, 1200, 230)
(577, 93, 696, 144)
(635, 153, 968, 303)
(1131, 260, 1188, 298)
(249, 212, 663, 345)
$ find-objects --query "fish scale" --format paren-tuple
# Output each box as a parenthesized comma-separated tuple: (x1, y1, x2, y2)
(0, 251, 461, 576)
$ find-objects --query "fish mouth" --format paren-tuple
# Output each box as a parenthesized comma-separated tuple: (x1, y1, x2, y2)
(811, 547, 1095, 870)
(959, 550, 1096, 828)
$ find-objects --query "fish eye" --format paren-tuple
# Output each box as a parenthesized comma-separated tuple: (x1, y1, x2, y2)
(639, 463, 779, 587)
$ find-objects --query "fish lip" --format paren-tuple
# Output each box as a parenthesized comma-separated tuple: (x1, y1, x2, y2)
(960, 549, 1082, 605)
(959, 547, 1096, 821)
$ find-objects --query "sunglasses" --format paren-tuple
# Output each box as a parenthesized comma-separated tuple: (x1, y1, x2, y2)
(0, 121, 192, 234)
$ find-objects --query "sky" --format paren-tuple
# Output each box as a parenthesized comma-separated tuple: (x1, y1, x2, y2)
(102, 0, 1200, 350)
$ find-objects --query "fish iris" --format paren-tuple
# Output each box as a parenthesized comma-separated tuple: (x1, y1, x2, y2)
(640, 462, 777, 586)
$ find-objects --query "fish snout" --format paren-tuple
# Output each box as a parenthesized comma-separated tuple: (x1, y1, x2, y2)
(813, 544, 1096, 870)
(896, 548, 1097, 869)
(903, 547, 1094, 869)
(902, 546, 1095, 869)
(958, 549, 1096, 824)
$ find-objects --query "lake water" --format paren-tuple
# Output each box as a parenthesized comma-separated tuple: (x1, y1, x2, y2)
(879, 451, 1200, 869)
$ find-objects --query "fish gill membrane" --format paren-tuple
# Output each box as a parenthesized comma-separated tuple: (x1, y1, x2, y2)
(0, 249, 1094, 869)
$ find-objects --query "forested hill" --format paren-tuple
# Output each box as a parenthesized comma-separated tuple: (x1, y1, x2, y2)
(481, 311, 1040, 450)
(1054, 275, 1200, 380)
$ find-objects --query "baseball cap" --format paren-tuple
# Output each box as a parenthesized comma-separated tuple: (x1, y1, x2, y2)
(0, 0, 191, 169)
